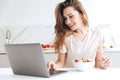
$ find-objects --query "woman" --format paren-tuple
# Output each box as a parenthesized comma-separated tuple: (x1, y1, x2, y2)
(48, 0, 111, 70)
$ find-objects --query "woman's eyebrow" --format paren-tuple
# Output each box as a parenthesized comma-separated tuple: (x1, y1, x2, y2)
(63, 13, 73, 18)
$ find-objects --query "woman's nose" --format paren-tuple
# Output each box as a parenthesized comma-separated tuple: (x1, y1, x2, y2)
(66, 18, 71, 25)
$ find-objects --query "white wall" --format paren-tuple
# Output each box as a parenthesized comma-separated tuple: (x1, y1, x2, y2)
(0, 0, 64, 26)
(1, 0, 120, 26)
(0, 0, 120, 53)
(0, 0, 64, 53)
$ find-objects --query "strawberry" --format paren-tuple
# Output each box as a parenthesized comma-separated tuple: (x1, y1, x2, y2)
(42, 44, 45, 48)
(46, 44, 50, 48)
(110, 45, 113, 48)
(74, 59, 79, 62)
(51, 45, 54, 48)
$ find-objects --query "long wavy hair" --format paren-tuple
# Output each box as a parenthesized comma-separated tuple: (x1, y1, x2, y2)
(54, 0, 89, 53)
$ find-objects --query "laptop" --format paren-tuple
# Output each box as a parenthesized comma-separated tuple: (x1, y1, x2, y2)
(4, 43, 67, 77)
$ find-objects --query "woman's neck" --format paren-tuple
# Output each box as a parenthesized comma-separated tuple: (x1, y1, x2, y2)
(73, 26, 88, 42)
(73, 26, 88, 35)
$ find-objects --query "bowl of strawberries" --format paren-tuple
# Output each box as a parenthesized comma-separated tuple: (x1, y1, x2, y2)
(72, 58, 94, 71)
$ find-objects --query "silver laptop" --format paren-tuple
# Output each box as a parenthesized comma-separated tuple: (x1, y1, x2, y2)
(4, 43, 67, 77)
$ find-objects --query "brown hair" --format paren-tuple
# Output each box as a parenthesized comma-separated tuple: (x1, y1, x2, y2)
(54, 0, 89, 53)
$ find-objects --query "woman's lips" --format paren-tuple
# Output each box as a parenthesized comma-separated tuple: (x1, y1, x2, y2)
(68, 24, 74, 28)
(70, 25, 75, 29)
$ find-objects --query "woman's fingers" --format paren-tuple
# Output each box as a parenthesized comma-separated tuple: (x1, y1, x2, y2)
(101, 56, 112, 69)
(103, 56, 111, 64)
(50, 64, 55, 71)
(47, 61, 56, 71)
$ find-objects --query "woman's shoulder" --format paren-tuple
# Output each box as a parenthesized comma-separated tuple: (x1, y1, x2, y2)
(89, 27, 102, 35)
(88, 27, 104, 42)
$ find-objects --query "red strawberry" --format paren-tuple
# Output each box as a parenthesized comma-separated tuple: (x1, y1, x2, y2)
(42, 44, 47, 48)
(74, 59, 79, 62)
(46, 44, 50, 48)
(51, 45, 54, 48)
(110, 45, 113, 48)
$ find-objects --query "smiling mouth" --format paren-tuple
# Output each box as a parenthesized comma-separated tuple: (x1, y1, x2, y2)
(69, 24, 75, 29)
(68, 24, 73, 27)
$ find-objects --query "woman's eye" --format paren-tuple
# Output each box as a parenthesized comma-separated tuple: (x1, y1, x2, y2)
(69, 15, 73, 18)
(63, 17, 67, 21)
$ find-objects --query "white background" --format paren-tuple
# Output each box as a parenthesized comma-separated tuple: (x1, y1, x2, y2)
(0, 0, 120, 52)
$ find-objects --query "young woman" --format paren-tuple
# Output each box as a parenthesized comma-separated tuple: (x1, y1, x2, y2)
(48, 0, 111, 70)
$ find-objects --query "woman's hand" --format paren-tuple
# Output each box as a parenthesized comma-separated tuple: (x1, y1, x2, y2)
(95, 46, 112, 69)
(100, 56, 112, 69)
(47, 61, 56, 71)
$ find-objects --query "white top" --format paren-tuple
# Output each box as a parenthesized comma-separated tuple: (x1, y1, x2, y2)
(60, 27, 104, 67)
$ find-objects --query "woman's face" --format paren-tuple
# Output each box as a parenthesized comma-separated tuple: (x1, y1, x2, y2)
(63, 7, 83, 31)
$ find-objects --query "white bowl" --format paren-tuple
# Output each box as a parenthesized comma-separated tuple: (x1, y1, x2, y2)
(72, 61, 94, 71)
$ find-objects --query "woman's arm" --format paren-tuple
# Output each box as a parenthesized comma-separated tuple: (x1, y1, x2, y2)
(55, 53, 66, 68)
(48, 53, 66, 71)
(95, 46, 111, 69)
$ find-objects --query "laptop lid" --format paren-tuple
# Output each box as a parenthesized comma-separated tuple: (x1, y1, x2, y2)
(4, 43, 51, 77)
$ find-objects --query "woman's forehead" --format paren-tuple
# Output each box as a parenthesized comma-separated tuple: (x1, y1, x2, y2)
(63, 7, 78, 16)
